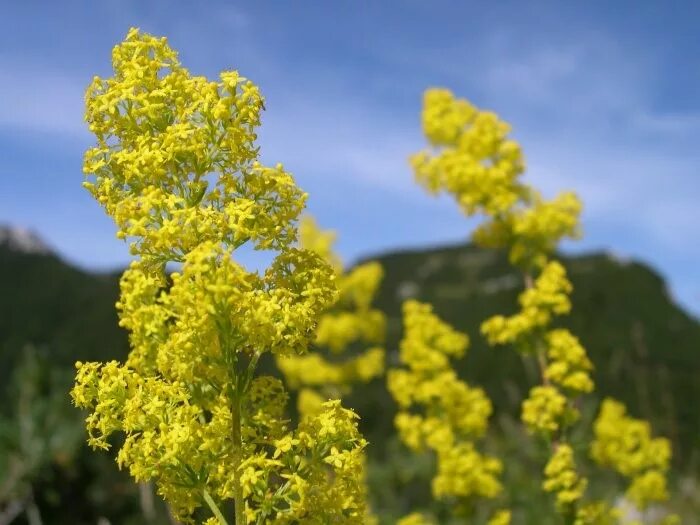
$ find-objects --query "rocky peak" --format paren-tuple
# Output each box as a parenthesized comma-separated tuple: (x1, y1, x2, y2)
(0, 225, 53, 255)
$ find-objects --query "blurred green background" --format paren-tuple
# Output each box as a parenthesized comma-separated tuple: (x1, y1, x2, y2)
(2, 230, 699, 524)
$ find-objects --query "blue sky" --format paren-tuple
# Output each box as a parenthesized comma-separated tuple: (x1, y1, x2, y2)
(1, 1, 699, 316)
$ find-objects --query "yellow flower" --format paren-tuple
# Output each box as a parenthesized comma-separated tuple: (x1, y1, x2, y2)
(481, 261, 572, 346)
(591, 398, 672, 509)
(73, 28, 367, 525)
(388, 300, 501, 506)
(277, 215, 386, 417)
(521, 385, 574, 435)
(542, 444, 587, 510)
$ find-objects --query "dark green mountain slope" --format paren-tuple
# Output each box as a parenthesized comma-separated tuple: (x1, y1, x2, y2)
(1, 235, 698, 466)
(0, 245, 126, 380)
(350, 242, 700, 465)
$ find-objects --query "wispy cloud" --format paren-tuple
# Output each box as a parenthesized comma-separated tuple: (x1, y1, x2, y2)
(0, 56, 88, 139)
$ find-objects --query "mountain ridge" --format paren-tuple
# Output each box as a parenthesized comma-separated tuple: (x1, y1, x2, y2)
(2, 231, 699, 463)
(0, 224, 54, 256)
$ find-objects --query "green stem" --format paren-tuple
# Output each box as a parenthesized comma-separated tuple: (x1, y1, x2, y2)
(218, 321, 247, 525)
(231, 384, 246, 525)
(203, 488, 229, 525)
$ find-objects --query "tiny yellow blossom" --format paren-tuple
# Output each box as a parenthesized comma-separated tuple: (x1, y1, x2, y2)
(388, 300, 501, 508)
(521, 385, 575, 435)
(487, 510, 511, 525)
(276, 216, 386, 418)
(542, 444, 587, 510)
(591, 398, 672, 509)
(73, 28, 368, 525)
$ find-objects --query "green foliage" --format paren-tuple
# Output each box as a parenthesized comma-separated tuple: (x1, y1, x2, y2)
(0, 346, 81, 520)
(0, 247, 126, 377)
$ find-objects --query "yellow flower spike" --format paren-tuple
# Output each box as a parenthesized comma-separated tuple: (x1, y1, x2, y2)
(412, 87, 676, 522)
(543, 444, 587, 510)
(84, 28, 306, 265)
(591, 398, 672, 510)
(73, 28, 371, 525)
(388, 300, 501, 511)
(487, 510, 512, 525)
(276, 215, 386, 421)
(521, 385, 574, 435)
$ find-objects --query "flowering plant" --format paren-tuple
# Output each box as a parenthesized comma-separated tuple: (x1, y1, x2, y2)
(406, 88, 677, 524)
(71, 29, 680, 525)
(72, 28, 369, 525)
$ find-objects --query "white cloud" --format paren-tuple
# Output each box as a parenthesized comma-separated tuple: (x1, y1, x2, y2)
(632, 111, 700, 135)
(485, 47, 580, 101)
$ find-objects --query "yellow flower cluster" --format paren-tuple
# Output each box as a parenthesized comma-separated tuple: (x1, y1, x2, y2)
(278, 349, 385, 391)
(432, 442, 503, 500)
(411, 88, 581, 269)
(591, 399, 673, 510)
(411, 89, 525, 217)
(118, 241, 338, 385)
(507, 191, 582, 268)
(481, 261, 573, 346)
(521, 385, 575, 435)
(73, 365, 368, 523)
(83, 28, 306, 266)
(573, 501, 619, 525)
(73, 29, 369, 525)
(409, 88, 682, 522)
(472, 191, 583, 269)
(542, 444, 587, 510)
(238, 400, 369, 524)
(544, 329, 594, 394)
(388, 300, 502, 504)
(277, 217, 386, 416)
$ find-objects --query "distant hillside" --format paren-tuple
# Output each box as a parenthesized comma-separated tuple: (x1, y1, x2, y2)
(0, 228, 126, 385)
(2, 232, 699, 465)
(350, 242, 700, 465)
